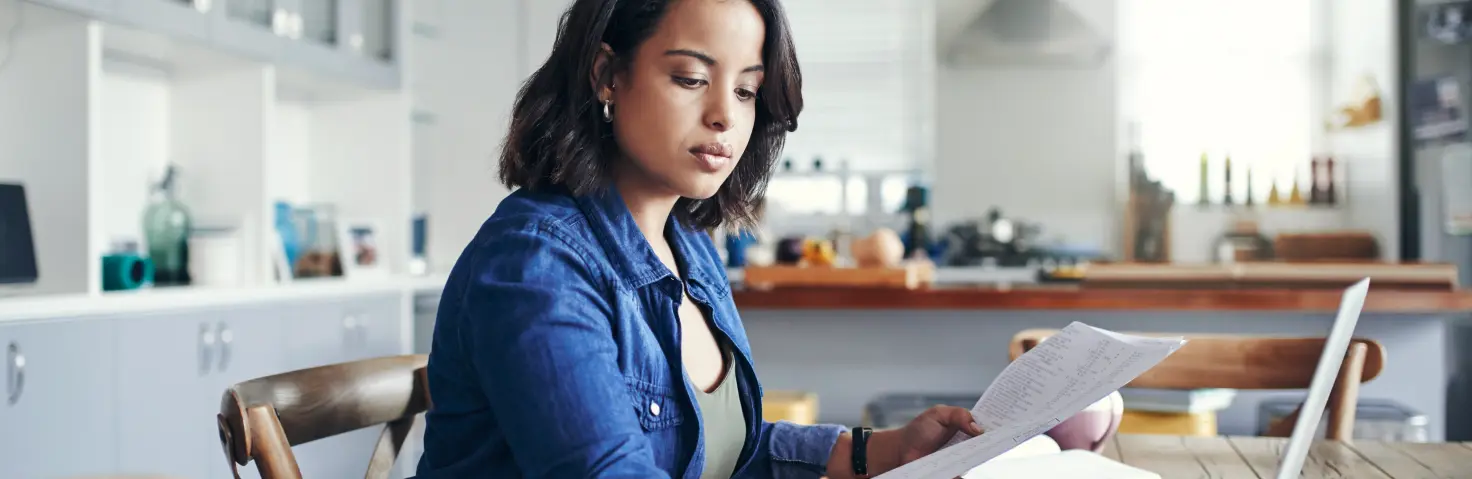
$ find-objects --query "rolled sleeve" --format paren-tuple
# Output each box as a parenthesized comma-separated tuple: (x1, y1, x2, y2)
(752, 420, 846, 479)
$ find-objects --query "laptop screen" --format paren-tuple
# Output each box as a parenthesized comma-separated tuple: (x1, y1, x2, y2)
(0, 183, 39, 285)
(1275, 278, 1370, 478)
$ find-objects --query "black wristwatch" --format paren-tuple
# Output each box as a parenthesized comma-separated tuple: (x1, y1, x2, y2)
(852, 426, 873, 478)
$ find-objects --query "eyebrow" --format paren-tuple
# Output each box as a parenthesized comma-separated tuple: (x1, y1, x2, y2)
(665, 49, 764, 73)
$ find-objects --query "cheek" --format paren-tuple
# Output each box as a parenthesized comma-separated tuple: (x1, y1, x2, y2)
(614, 90, 685, 154)
(732, 107, 759, 156)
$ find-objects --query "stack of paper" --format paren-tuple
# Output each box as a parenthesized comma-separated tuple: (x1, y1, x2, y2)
(876, 322, 1186, 479)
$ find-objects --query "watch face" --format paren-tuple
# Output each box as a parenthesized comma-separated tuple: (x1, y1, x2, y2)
(991, 218, 1015, 244)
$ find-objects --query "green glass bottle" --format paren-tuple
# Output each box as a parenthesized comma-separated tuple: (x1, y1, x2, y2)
(143, 164, 192, 285)
(1198, 152, 1211, 206)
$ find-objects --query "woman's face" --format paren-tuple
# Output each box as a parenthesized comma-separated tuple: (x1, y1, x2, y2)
(604, 0, 767, 201)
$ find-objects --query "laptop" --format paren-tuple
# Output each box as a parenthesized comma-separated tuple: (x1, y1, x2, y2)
(0, 183, 39, 285)
(1273, 277, 1371, 478)
(964, 278, 1372, 479)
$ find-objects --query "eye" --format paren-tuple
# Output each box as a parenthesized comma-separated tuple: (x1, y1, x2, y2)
(673, 76, 707, 88)
(735, 88, 757, 101)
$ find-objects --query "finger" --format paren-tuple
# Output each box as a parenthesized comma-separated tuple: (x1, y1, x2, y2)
(939, 406, 982, 436)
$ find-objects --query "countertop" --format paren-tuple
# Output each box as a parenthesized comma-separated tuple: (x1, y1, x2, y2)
(7, 269, 1472, 323)
(0, 274, 450, 323)
(731, 285, 1472, 313)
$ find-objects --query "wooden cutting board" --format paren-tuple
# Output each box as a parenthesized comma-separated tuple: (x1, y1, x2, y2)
(742, 262, 936, 289)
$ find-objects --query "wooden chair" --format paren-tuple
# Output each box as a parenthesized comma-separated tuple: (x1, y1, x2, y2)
(216, 355, 431, 479)
(1009, 330, 1385, 442)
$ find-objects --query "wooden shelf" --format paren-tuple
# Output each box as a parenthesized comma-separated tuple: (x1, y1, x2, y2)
(2, 1, 410, 296)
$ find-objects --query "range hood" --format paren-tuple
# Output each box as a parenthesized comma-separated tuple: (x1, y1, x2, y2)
(943, 0, 1112, 68)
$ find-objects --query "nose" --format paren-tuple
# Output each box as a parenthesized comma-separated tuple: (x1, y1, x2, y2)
(703, 90, 736, 133)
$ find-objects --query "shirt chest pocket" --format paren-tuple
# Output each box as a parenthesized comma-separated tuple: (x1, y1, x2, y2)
(625, 376, 688, 472)
(625, 376, 685, 431)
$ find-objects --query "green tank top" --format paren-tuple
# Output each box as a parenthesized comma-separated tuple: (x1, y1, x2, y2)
(690, 352, 747, 479)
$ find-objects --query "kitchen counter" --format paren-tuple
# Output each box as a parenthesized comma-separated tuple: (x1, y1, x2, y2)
(731, 285, 1472, 313)
(0, 274, 450, 323)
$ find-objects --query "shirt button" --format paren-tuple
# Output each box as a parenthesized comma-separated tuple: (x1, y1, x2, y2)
(650, 402, 661, 417)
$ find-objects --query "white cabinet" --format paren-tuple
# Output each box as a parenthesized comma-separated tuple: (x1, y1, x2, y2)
(212, 0, 285, 62)
(0, 318, 119, 478)
(282, 293, 403, 370)
(0, 290, 417, 478)
(115, 305, 286, 479)
(28, 0, 111, 16)
(112, 293, 406, 479)
(282, 292, 404, 479)
(113, 0, 213, 42)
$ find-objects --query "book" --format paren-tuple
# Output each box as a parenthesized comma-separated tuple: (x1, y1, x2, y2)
(876, 322, 1186, 479)
(1118, 387, 1237, 413)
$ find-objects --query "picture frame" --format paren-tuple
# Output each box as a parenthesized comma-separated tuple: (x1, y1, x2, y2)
(336, 218, 389, 279)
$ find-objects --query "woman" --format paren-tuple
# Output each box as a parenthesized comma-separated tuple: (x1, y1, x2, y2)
(414, 1, 982, 477)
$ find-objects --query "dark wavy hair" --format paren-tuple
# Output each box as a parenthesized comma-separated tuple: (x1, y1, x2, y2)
(497, 0, 802, 230)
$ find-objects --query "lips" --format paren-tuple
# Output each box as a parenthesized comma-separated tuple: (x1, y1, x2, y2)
(690, 142, 734, 172)
(690, 142, 733, 159)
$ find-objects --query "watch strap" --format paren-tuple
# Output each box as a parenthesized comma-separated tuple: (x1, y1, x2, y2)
(852, 426, 873, 477)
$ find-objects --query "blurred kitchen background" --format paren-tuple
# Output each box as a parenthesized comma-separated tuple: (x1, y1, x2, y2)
(5, 0, 1472, 477)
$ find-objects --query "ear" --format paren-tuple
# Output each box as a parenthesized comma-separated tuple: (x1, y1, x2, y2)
(590, 43, 616, 103)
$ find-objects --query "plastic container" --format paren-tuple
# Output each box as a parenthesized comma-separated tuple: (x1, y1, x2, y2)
(862, 393, 979, 428)
(1257, 397, 1429, 442)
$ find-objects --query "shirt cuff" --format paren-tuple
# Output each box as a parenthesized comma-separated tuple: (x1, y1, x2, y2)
(769, 421, 846, 479)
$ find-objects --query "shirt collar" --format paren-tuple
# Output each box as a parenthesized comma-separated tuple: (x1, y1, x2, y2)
(572, 186, 717, 290)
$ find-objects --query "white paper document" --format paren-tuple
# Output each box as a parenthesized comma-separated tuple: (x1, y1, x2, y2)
(961, 450, 1161, 479)
(876, 322, 1186, 479)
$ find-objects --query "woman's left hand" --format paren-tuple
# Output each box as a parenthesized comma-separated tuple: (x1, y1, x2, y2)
(888, 405, 985, 465)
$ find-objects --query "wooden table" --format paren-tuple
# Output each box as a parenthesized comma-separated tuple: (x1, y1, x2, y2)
(1106, 434, 1472, 478)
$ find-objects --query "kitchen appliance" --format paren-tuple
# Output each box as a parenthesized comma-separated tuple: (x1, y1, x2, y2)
(942, 0, 1112, 68)
(0, 183, 38, 286)
(1212, 220, 1273, 263)
(1399, 0, 1472, 440)
(936, 208, 1054, 267)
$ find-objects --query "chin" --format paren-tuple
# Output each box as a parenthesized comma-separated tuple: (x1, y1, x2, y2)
(675, 178, 726, 201)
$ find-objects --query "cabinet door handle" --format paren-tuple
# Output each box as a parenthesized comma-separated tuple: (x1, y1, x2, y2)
(272, 7, 290, 36)
(199, 323, 216, 376)
(357, 320, 369, 350)
(6, 342, 23, 406)
(343, 314, 358, 350)
(216, 322, 233, 373)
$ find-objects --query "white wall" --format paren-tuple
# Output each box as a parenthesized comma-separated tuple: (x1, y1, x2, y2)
(409, 0, 524, 273)
(1326, 0, 1400, 260)
(931, 0, 1119, 252)
(98, 60, 170, 252)
(0, 3, 97, 295)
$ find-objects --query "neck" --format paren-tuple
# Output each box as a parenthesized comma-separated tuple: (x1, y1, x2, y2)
(615, 176, 681, 244)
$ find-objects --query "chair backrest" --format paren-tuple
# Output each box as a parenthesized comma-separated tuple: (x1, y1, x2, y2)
(1009, 330, 1386, 441)
(217, 354, 431, 479)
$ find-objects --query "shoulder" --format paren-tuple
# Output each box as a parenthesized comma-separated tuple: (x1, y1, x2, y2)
(457, 188, 609, 288)
(474, 188, 587, 245)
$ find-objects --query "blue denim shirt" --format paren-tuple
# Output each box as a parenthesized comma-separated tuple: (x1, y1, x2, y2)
(414, 186, 846, 478)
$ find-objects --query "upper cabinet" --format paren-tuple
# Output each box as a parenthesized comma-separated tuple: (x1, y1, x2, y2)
(212, 0, 283, 60)
(112, 0, 213, 41)
(31, 0, 112, 16)
(26, 0, 401, 90)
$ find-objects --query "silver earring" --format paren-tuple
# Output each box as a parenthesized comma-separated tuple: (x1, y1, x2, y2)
(602, 100, 613, 122)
